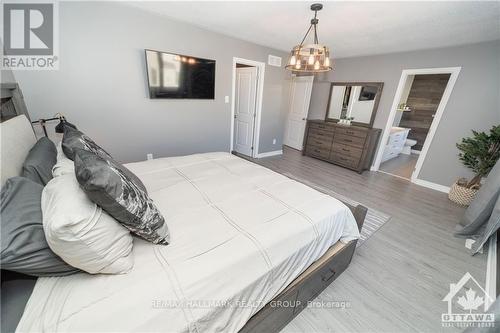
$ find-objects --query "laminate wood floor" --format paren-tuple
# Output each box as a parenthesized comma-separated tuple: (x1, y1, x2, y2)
(248, 147, 486, 333)
(380, 153, 419, 179)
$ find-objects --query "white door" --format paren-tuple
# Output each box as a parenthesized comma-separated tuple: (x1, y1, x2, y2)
(284, 76, 314, 150)
(234, 67, 258, 156)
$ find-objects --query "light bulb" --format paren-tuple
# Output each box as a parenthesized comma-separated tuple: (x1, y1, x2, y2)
(295, 61, 301, 69)
(289, 55, 296, 66)
(308, 54, 314, 65)
(314, 60, 320, 70)
(324, 57, 330, 67)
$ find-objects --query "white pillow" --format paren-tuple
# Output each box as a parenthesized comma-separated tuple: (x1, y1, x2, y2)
(42, 172, 134, 274)
(52, 141, 74, 177)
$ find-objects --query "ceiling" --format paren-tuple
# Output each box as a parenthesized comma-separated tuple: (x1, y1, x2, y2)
(127, 1, 500, 58)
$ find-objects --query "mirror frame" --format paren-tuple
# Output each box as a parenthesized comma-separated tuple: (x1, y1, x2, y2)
(325, 82, 384, 128)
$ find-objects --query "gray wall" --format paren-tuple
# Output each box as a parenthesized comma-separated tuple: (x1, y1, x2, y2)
(12, 2, 289, 162)
(1, 69, 16, 84)
(309, 40, 500, 187)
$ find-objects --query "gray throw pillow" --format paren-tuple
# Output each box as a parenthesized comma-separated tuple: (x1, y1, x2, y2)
(0, 177, 79, 276)
(62, 125, 147, 193)
(21, 137, 57, 185)
(74, 149, 169, 245)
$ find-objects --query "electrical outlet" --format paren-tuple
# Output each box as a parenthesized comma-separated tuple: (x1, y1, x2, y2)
(272, 138, 276, 145)
(147, 153, 153, 160)
(224, 96, 230, 103)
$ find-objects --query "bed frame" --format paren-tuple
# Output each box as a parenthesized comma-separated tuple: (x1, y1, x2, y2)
(239, 203, 367, 333)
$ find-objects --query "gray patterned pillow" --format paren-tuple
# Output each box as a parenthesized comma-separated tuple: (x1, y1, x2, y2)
(62, 125, 147, 193)
(74, 149, 169, 245)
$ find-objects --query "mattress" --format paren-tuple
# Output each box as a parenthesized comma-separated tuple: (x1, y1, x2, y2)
(16, 152, 359, 333)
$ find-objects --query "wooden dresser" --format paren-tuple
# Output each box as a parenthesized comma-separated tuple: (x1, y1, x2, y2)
(303, 120, 381, 173)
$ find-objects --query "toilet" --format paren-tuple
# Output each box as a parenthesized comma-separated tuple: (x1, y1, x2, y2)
(402, 139, 417, 155)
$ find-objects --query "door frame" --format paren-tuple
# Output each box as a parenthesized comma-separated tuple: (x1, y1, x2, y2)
(371, 67, 461, 185)
(230, 57, 266, 158)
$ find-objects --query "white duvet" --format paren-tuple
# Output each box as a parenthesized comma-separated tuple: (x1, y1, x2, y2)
(17, 152, 359, 333)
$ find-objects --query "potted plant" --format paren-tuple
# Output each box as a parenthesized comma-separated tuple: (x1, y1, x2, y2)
(449, 125, 500, 205)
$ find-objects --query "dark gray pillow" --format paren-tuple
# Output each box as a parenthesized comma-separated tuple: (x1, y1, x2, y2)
(74, 149, 169, 245)
(62, 125, 147, 193)
(1, 275, 37, 333)
(21, 137, 57, 185)
(0, 177, 79, 276)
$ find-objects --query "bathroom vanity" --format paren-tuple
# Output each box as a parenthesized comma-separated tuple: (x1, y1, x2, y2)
(303, 82, 383, 173)
(381, 127, 410, 163)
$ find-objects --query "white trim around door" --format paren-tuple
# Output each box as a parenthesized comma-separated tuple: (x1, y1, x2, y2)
(230, 57, 266, 158)
(372, 67, 461, 188)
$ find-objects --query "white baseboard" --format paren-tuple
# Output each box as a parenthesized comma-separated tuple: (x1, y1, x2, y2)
(412, 178, 450, 193)
(485, 233, 497, 308)
(256, 150, 283, 158)
(411, 149, 421, 155)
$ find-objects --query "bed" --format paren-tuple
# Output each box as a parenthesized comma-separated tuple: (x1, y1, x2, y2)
(1, 115, 366, 333)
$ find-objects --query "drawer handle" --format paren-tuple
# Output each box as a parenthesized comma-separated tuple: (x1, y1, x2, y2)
(314, 149, 321, 153)
(342, 148, 349, 152)
(340, 157, 348, 161)
(346, 131, 354, 135)
(344, 139, 352, 142)
(321, 268, 336, 282)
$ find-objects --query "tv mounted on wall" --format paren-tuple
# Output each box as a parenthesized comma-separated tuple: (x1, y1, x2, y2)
(145, 49, 215, 99)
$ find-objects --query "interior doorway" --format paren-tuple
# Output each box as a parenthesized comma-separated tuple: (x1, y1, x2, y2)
(230, 58, 265, 158)
(372, 67, 461, 184)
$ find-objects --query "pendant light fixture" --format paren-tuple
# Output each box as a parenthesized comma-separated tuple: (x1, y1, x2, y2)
(285, 3, 332, 73)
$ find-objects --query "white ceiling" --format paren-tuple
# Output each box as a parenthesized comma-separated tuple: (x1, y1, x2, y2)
(127, 1, 500, 58)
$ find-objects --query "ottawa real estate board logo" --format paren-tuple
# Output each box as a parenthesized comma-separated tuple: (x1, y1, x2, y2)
(442, 272, 495, 328)
(1, 1, 59, 70)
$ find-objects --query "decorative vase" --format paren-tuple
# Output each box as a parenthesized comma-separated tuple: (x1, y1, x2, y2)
(448, 179, 480, 206)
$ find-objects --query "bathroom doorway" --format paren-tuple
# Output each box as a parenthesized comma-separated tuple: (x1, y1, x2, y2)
(372, 67, 461, 184)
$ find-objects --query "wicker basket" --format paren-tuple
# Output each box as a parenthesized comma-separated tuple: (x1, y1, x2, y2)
(448, 180, 480, 206)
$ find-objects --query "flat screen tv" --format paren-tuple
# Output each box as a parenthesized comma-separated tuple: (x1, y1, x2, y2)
(145, 49, 215, 99)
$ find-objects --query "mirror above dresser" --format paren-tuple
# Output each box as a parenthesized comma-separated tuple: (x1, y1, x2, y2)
(326, 82, 383, 128)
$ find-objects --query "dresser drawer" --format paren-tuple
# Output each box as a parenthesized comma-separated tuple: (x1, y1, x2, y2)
(307, 136, 332, 149)
(335, 126, 367, 139)
(331, 153, 360, 169)
(306, 145, 331, 160)
(309, 122, 335, 132)
(332, 143, 363, 159)
(308, 128, 334, 141)
(334, 134, 366, 148)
